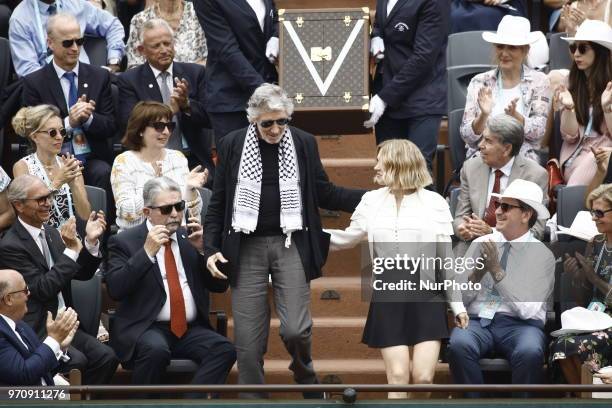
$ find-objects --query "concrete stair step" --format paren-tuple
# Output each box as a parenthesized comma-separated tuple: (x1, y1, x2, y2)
(210, 276, 369, 318)
(226, 317, 379, 360)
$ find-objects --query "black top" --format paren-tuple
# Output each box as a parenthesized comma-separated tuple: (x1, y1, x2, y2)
(253, 138, 282, 236)
(604, 156, 612, 183)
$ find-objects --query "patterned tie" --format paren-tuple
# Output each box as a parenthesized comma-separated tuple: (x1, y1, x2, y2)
(63, 72, 78, 108)
(480, 242, 511, 328)
(164, 241, 187, 338)
(158, 71, 171, 104)
(157, 71, 183, 150)
(484, 169, 503, 227)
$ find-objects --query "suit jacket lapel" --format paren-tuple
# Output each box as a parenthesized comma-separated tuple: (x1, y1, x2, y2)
(508, 156, 525, 184)
(237, 0, 265, 41)
(77, 64, 89, 99)
(14, 221, 48, 271)
(176, 230, 195, 285)
(476, 160, 491, 217)
(290, 128, 307, 194)
(137, 223, 164, 289)
(0, 318, 30, 355)
(43, 225, 64, 265)
(45, 64, 68, 114)
(143, 64, 164, 102)
(386, 0, 408, 27)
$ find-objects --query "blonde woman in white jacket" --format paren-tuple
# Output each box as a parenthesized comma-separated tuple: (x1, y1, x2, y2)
(326, 139, 469, 399)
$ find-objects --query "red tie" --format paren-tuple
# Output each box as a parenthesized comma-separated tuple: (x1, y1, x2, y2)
(164, 242, 187, 338)
(484, 169, 503, 227)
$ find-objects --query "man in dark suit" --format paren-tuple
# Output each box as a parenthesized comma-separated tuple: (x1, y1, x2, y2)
(118, 18, 214, 178)
(106, 177, 235, 386)
(194, 0, 279, 141)
(0, 269, 79, 386)
(0, 175, 118, 385)
(366, 0, 450, 169)
(21, 13, 116, 221)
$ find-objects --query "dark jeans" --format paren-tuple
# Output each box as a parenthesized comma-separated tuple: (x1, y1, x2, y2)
(374, 114, 443, 171)
(208, 111, 249, 144)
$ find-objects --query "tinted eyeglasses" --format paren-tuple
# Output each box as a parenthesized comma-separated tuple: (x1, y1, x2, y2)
(493, 201, 523, 213)
(61, 37, 85, 48)
(24, 190, 58, 206)
(149, 121, 177, 132)
(150, 200, 185, 215)
(36, 128, 67, 138)
(5, 286, 30, 297)
(569, 43, 592, 55)
(590, 208, 612, 219)
(258, 118, 291, 128)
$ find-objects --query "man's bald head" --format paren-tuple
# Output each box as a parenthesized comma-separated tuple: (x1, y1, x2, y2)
(0, 269, 22, 297)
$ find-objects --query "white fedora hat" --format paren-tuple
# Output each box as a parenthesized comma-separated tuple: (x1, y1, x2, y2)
(551, 307, 612, 337)
(482, 16, 541, 46)
(491, 179, 550, 219)
(562, 19, 612, 51)
(557, 211, 599, 241)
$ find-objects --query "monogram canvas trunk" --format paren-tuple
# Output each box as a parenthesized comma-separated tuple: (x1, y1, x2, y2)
(278, 8, 370, 135)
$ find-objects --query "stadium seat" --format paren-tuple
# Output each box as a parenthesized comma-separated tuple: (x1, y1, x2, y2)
(85, 185, 108, 214)
(448, 108, 466, 175)
(548, 32, 572, 71)
(196, 187, 212, 225)
(72, 274, 103, 337)
(557, 185, 587, 228)
(83, 36, 108, 68)
(447, 31, 492, 68)
(447, 65, 495, 113)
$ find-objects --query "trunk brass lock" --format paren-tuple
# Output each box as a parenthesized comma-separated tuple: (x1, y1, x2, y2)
(344, 16, 351, 26)
(295, 93, 304, 104)
(310, 46, 332, 62)
(296, 17, 304, 27)
(343, 92, 352, 103)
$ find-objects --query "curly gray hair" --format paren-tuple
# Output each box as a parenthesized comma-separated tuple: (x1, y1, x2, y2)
(246, 83, 294, 122)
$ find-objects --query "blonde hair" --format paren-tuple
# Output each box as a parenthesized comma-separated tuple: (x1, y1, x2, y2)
(375, 139, 432, 191)
(11, 105, 61, 143)
(587, 183, 612, 209)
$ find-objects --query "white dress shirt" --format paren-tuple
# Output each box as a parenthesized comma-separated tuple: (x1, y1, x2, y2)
(387, 0, 399, 16)
(246, 0, 266, 31)
(52, 60, 93, 131)
(145, 221, 197, 323)
(150, 62, 174, 96)
(486, 156, 515, 204)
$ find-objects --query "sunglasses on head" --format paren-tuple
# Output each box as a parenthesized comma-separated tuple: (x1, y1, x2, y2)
(61, 37, 85, 48)
(150, 200, 185, 215)
(149, 121, 177, 132)
(590, 208, 612, 219)
(569, 43, 592, 55)
(36, 128, 67, 138)
(493, 200, 523, 213)
(259, 118, 291, 128)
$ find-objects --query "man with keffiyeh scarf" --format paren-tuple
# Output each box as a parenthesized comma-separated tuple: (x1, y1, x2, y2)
(204, 84, 365, 398)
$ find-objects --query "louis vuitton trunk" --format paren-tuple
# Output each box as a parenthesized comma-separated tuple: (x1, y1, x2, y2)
(278, 8, 370, 135)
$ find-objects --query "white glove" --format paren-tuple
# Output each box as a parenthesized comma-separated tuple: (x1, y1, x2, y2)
(370, 36, 385, 61)
(266, 37, 279, 64)
(364, 95, 387, 129)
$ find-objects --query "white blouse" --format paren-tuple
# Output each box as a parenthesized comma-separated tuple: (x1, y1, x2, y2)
(325, 187, 466, 316)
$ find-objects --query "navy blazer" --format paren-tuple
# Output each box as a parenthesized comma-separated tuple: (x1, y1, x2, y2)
(21, 62, 116, 163)
(204, 126, 366, 285)
(0, 317, 58, 386)
(194, 0, 278, 113)
(372, 0, 449, 118)
(0, 221, 101, 339)
(117, 62, 213, 174)
(105, 222, 229, 362)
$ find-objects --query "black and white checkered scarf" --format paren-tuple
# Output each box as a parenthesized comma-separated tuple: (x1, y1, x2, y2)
(232, 124, 302, 247)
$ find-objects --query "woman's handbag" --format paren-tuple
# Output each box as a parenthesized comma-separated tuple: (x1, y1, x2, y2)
(546, 158, 565, 213)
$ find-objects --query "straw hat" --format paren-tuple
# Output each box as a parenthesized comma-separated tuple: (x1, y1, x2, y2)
(482, 16, 541, 46)
(562, 19, 612, 51)
(491, 179, 550, 219)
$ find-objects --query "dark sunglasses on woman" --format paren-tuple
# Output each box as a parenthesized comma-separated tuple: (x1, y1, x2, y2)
(259, 118, 291, 128)
(36, 128, 67, 138)
(590, 208, 612, 219)
(150, 200, 185, 215)
(150, 121, 177, 132)
(569, 43, 592, 55)
(61, 37, 85, 48)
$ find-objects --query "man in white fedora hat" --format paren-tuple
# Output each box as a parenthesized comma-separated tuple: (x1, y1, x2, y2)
(449, 179, 555, 397)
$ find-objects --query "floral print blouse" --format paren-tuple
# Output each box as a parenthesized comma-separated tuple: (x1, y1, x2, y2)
(126, 1, 207, 69)
(460, 65, 552, 164)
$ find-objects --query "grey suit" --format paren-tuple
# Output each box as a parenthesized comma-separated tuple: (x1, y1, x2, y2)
(453, 155, 548, 243)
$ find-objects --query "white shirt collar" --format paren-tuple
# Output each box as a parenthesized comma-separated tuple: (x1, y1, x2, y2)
(150, 63, 174, 80)
(52, 59, 79, 80)
(0, 314, 17, 332)
(18, 217, 45, 242)
(492, 156, 515, 177)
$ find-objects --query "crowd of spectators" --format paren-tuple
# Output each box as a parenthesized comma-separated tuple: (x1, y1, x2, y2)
(0, 0, 611, 400)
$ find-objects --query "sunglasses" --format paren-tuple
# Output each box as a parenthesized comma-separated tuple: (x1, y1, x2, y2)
(150, 121, 177, 133)
(493, 200, 523, 213)
(150, 200, 185, 215)
(259, 118, 291, 128)
(569, 43, 592, 55)
(61, 37, 85, 48)
(5, 286, 30, 297)
(590, 208, 612, 219)
(36, 128, 67, 138)
(24, 190, 58, 206)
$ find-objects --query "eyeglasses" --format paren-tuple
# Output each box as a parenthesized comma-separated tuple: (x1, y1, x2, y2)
(5, 286, 30, 297)
(590, 208, 612, 219)
(36, 128, 67, 138)
(149, 121, 177, 133)
(24, 190, 58, 206)
(569, 43, 592, 55)
(494, 44, 521, 51)
(258, 118, 291, 128)
(493, 200, 523, 213)
(150, 200, 185, 215)
(61, 37, 85, 48)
